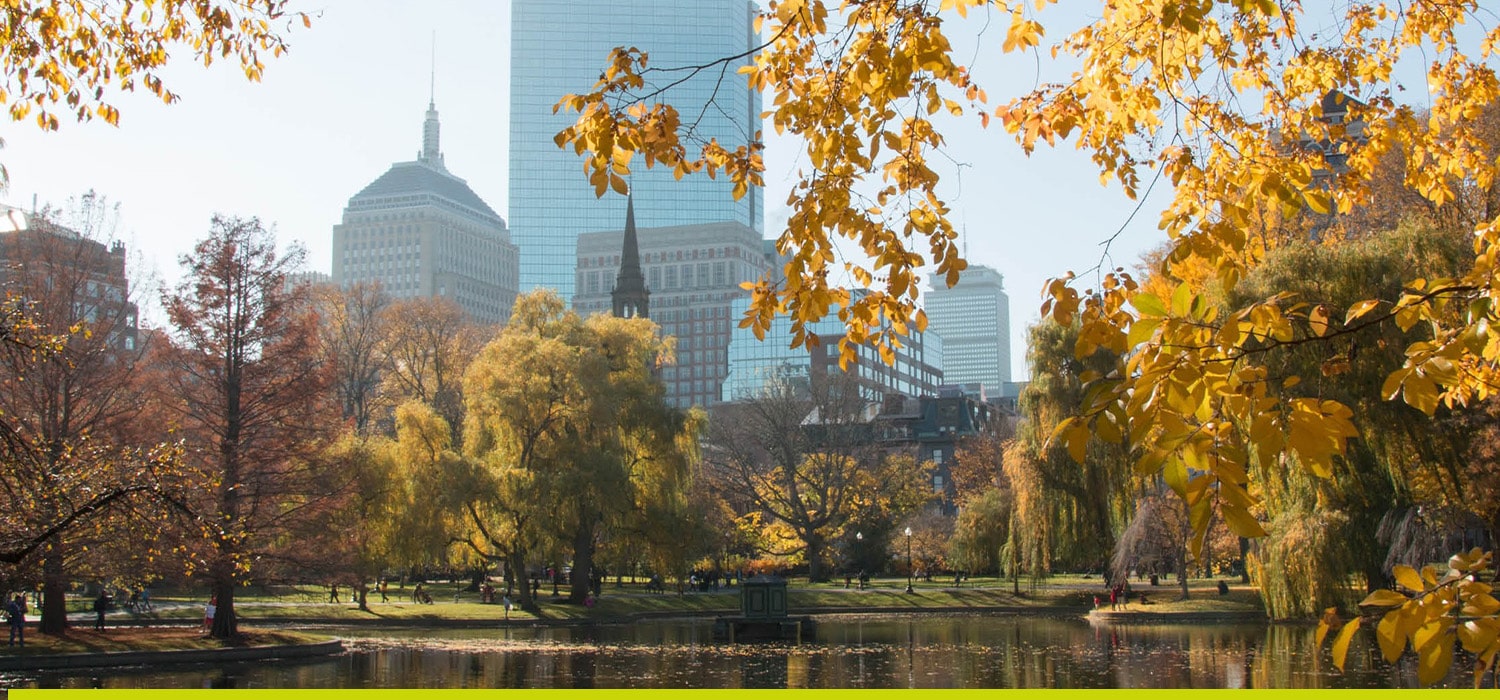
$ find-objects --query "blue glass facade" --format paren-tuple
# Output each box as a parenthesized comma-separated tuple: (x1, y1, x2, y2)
(509, 0, 764, 302)
(722, 296, 945, 402)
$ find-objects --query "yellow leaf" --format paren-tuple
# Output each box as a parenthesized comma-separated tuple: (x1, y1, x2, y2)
(1416, 624, 1454, 686)
(1221, 502, 1267, 538)
(1463, 593, 1500, 617)
(1305, 188, 1332, 215)
(1402, 374, 1440, 416)
(1360, 589, 1408, 608)
(1133, 292, 1167, 317)
(1345, 299, 1381, 324)
(1376, 611, 1406, 663)
(1331, 618, 1361, 671)
(1457, 619, 1498, 654)
(1393, 565, 1426, 594)
(1309, 304, 1331, 337)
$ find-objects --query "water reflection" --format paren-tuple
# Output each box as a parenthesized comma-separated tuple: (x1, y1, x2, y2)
(0, 614, 1465, 689)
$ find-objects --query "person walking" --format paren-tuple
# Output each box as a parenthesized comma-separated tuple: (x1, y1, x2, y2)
(93, 591, 110, 631)
(6, 594, 26, 647)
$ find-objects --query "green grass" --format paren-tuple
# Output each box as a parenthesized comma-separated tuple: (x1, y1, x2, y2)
(52, 575, 1266, 628)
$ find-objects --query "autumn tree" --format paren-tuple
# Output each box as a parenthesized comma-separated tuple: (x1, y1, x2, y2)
(157, 215, 339, 638)
(316, 283, 390, 435)
(705, 372, 931, 581)
(0, 194, 181, 633)
(0, 0, 308, 136)
(381, 296, 483, 439)
(947, 421, 1013, 576)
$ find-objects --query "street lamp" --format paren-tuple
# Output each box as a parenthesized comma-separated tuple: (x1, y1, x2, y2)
(855, 532, 864, 589)
(904, 526, 914, 594)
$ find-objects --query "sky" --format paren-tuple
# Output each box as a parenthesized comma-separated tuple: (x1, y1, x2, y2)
(1, 0, 1172, 382)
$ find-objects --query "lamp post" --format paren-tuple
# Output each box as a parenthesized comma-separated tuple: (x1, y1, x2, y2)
(855, 532, 864, 589)
(904, 526, 914, 594)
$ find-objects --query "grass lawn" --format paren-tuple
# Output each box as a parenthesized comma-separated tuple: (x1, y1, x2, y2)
(0, 627, 329, 657)
(55, 575, 1266, 629)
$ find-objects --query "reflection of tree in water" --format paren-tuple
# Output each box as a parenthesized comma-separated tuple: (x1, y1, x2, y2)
(9, 618, 1481, 688)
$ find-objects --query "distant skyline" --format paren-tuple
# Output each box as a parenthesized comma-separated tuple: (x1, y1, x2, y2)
(2, 0, 1175, 382)
(510, 0, 763, 302)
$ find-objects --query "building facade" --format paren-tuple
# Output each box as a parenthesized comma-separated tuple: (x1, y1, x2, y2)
(923, 264, 1011, 398)
(510, 0, 763, 301)
(575, 216, 768, 408)
(333, 100, 518, 325)
(873, 388, 1005, 513)
(0, 214, 139, 352)
(721, 292, 945, 403)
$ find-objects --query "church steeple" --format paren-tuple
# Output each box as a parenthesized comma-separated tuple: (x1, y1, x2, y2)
(612, 194, 649, 319)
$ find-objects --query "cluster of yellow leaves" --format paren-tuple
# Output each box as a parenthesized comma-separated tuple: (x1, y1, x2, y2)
(0, 0, 308, 133)
(1318, 549, 1499, 687)
(556, 0, 1003, 369)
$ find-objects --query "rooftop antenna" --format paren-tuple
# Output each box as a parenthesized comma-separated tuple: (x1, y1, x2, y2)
(429, 31, 436, 105)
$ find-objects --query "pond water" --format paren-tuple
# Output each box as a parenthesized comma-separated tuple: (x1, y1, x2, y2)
(1, 614, 1469, 689)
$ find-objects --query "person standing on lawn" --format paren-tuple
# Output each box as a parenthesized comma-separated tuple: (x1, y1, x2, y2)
(6, 594, 26, 646)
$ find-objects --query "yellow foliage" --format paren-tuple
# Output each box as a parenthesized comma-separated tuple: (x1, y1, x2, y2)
(558, 4, 1500, 677)
(0, 1, 306, 137)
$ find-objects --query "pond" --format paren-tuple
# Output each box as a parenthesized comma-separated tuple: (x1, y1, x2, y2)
(1, 614, 1469, 689)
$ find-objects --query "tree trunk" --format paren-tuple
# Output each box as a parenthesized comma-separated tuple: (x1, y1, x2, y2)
(804, 533, 827, 583)
(1176, 551, 1190, 602)
(210, 580, 237, 639)
(569, 518, 595, 604)
(39, 547, 67, 635)
(509, 550, 536, 612)
(356, 582, 369, 612)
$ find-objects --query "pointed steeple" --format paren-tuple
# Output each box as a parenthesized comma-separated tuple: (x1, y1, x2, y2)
(612, 193, 649, 319)
(420, 37, 445, 170)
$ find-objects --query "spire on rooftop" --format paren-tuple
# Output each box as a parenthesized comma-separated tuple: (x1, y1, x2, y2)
(420, 34, 445, 170)
(612, 193, 649, 319)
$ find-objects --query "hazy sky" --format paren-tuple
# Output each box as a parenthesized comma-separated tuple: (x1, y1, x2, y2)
(3, 0, 1172, 381)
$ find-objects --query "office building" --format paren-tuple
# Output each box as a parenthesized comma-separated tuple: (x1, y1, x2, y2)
(721, 291, 944, 403)
(923, 264, 1011, 398)
(575, 212, 768, 408)
(333, 99, 518, 325)
(510, 0, 763, 301)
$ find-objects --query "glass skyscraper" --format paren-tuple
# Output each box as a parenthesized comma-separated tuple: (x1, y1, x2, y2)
(722, 293, 945, 403)
(510, 0, 764, 302)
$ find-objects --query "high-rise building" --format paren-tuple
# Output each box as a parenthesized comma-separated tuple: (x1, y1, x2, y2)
(333, 100, 518, 325)
(574, 214, 768, 409)
(510, 0, 763, 302)
(722, 291, 945, 403)
(923, 264, 1011, 398)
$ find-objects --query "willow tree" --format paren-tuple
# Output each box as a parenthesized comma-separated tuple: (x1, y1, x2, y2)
(1010, 320, 1134, 574)
(462, 290, 696, 606)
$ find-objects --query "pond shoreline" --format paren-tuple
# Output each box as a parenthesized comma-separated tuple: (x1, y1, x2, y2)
(0, 639, 344, 673)
(0, 604, 1278, 673)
